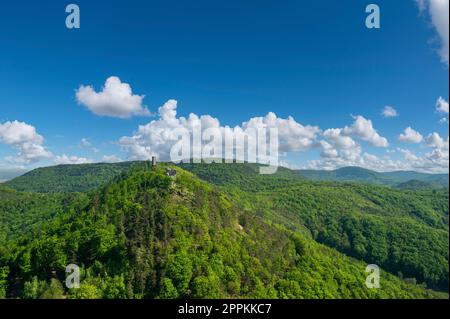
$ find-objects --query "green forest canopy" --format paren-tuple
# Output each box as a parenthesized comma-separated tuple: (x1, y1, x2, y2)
(0, 162, 448, 299)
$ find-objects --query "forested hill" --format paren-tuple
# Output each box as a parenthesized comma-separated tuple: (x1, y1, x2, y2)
(0, 163, 446, 299)
(179, 163, 449, 291)
(3, 162, 138, 193)
(3, 162, 447, 193)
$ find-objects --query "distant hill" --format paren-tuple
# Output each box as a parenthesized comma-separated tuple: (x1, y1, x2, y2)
(384, 170, 449, 186)
(3, 162, 448, 193)
(3, 162, 138, 193)
(297, 166, 448, 188)
(395, 179, 436, 190)
(178, 162, 304, 191)
(297, 166, 393, 185)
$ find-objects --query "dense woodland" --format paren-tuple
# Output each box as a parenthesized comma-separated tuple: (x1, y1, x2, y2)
(0, 162, 448, 299)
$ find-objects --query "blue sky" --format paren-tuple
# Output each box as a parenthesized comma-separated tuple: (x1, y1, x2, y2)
(0, 0, 448, 175)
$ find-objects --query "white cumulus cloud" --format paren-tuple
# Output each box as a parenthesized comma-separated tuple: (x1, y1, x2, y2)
(0, 120, 43, 145)
(397, 148, 420, 161)
(323, 128, 358, 149)
(398, 127, 424, 143)
(436, 96, 449, 113)
(318, 140, 339, 158)
(118, 99, 320, 162)
(436, 96, 449, 123)
(76, 76, 150, 118)
(0, 121, 52, 164)
(306, 114, 449, 172)
(403, 132, 449, 172)
(426, 132, 449, 149)
(342, 115, 389, 147)
(381, 106, 399, 118)
(416, 0, 449, 65)
(242, 112, 320, 152)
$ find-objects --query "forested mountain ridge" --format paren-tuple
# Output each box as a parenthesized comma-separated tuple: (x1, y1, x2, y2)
(3, 162, 138, 193)
(296, 166, 449, 188)
(0, 163, 446, 299)
(179, 163, 449, 291)
(4, 162, 447, 193)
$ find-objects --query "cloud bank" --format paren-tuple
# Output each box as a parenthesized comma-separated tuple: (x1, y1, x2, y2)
(118, 99, 320, 162)
(0, 121, 52, 164)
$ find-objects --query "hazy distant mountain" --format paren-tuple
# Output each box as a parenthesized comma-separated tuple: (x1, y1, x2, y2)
(296, 166, 448, 188)
(394, 179, 435, 190)
(0, 167, 28, 183)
